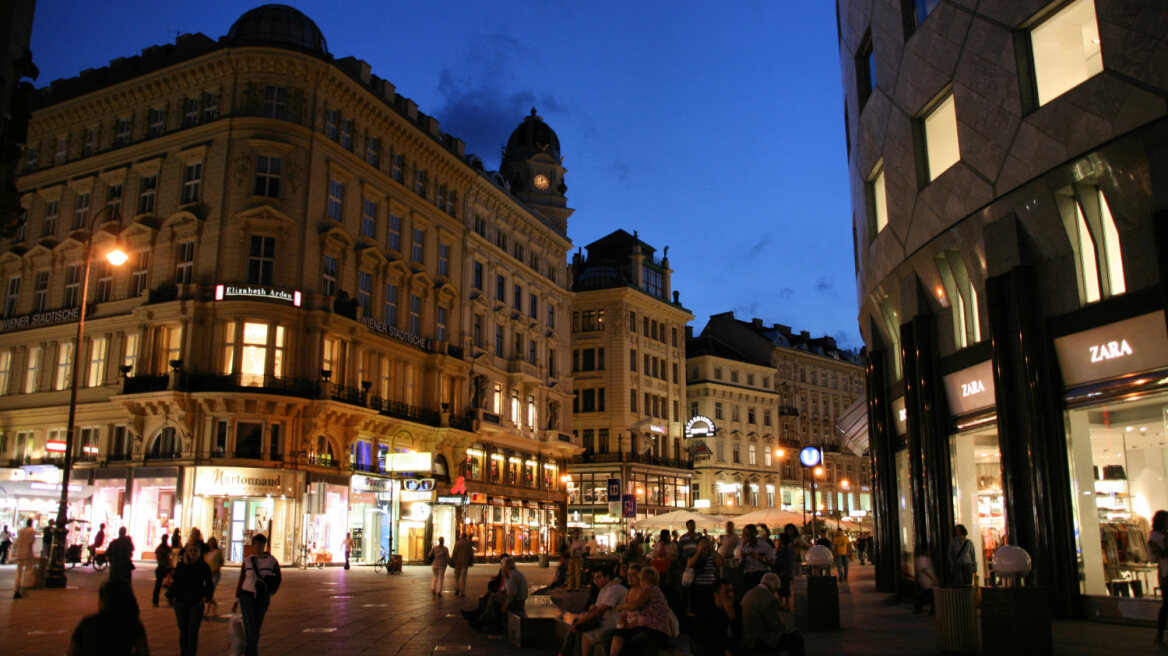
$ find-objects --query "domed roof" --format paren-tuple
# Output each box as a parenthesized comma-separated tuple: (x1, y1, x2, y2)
(503, 108, 561, 163)
(227, 5, 329, 56)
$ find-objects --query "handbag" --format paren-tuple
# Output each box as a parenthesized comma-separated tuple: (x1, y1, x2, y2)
(227, 611, 246, 656)
(162, 570, 174, 588)
(681, 567, 695, 587)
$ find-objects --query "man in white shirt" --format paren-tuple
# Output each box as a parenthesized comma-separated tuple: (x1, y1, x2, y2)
(585, 534, 603, 556)
(559, 565, 627, 656)
(12, 519, 36, 599)
(718, 520, 740, 577)
(735, 524, 774, 593)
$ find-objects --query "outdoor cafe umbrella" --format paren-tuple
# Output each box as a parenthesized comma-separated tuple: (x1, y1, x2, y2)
(632, 509, 729, 532)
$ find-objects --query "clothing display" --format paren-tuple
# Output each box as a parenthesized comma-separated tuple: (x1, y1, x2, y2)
(1100, 520, 1154, 597)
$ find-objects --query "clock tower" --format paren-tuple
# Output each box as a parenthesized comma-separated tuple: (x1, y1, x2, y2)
(501, 109, 573, 233)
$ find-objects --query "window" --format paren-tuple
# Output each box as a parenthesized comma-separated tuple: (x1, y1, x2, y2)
(528, 292, 538, 319)
(94, 263, 112, 303)
(438, 243, 450, 276)
(732, 443, 740, 464)
(528, 337, 537, 365)
(1057, 184, 1125, 304)
(365, 137, 380, 167)
(123, 332, 139, 375)
(175, 241, 195, 284)
(764, 410, 772, 426)
(55, 135, 68, 165)
(384, 283, 398, 327)
(261, 85, 287, 119)
(495, 325, 504, 356)
(326, 179, 344, 220)
(748, 408, 757, 424)
(106, 183, 122, 213)
(630, 389, 638, 413)
(325, 109, 339, 140)
(24, 346, 41, 393)
(513, 284, 523, 311)
(202, 92, 218, 122)
(147, 107, 166, 138)
(408, 294, 421, 336)
(248, 236, 275, 285)
(672, 363, 678, 383)
(0, 350, 10, 395)
(547, 304, 556, 329)
(865, 163, 890, 236)
(254, 156, 281, 197)
(473, 262, 484, 290)
(239, 322, 271, 385)
(436, 184, 448, 212)
(184, 97, 200, 128)
(54, 342, 74, 390)
(473, 314, 484, 347)
(414, 169, 427, 197)
(361, 199, 377, 238)
(921, 93, 959, 182)
(181, 163, 202, 204)
(643, 316, 649, 336)
(857, 31, 876, 110)
(72, 192, 90, 230)
(715, 402, 723, 420)
(642, 266, 664, 297)
(358, 271, 372, 316)
(731, 369, 739, 383)
(84, 127, 99, 156)
(137, 175, 156, 214)
(714, 367, 722, 380)
(115, 117, 132, 147)
(42, 200, 58, 236)
(33, 271, 48, 312)
(1029, 0, 1102, 107)
(63, 264, 81, 307)
(23, 145, 38, 172)
(391, 153, 404, 183)
(340, 119, 353, 150)
(321, 255, 337, 296)
(386, 214, 402, 251)
(496, 275, 506, 302)
(87, 336, 107, 387)
(411, 227, 425, 263)
(574, 309, 605, 332)
(905, 0, 941, 30)
(129, 252, 150, 297)
(496, 231, 508, 251)
(935, 250, 981, 348)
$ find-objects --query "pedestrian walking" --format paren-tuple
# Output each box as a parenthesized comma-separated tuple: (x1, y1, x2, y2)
(0, 524, 11, 564)
(171, 540, 214, 656)
(832, 530, 851, 582)
(170, 528, 182, 554)
(946, 524, 976, 586)
(234, 533, 281, 656)
(106, 527, 135, 583)
(12, 519, 36, 599)
(913, 554, 937, 615)
(152, 534, 172, 607)
(856, 534, 868, 565)
(428, 536, 450, 596)
(67, 578, 150, 656)
(88, 523, 106, 565)
(204, 536, 225, 616)
(451, 533, 475, 596)
(1148, 510, 1168, 643)
(342, 532, 353, 569)
(568, 530, 586, 590)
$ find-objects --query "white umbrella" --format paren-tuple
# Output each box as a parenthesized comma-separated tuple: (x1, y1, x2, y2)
(632, 509, 729, 531)
(730, 508, 809, 530)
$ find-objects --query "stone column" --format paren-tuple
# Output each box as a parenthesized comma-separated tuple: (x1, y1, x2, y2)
(866, 348, 899, 592)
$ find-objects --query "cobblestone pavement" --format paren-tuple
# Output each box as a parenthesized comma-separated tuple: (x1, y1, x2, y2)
(1, 560, 1163, 655)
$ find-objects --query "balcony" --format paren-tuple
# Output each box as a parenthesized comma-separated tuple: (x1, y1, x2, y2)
(123, 374, 169, 394)
(182, 372, 317, 398)
(450, 413, 475, 431)
(506, 358, 540, 380)
(570, 451, 693, 470)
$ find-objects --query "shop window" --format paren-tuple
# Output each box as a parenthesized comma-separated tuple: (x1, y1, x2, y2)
(149, 427, 180, 459)
(1027, 0, 1102, 107)
(465, 448, 484, 480)
(879, 299, 903, 382)
(917, 92, 960, 184)
(935, 250, 981, 349)
(950, 428, 1005, 583)
(1057, 184, 1125, 305)
(896, 449, 915, 572)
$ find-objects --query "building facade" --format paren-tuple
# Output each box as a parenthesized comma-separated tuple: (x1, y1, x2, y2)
(689, 313, 869, 529)
(0, 5, 576, 565)
(841, 0, 1168, 619)
(565, 230, 693, 548)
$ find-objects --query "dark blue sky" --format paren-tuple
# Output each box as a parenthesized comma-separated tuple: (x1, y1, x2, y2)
(30, 1, 859, 348)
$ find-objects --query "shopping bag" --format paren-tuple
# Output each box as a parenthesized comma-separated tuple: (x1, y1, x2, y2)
(227, 612, 246, 656)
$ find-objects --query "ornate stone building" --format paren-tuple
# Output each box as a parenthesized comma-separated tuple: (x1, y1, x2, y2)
(0, 5, 575, 564)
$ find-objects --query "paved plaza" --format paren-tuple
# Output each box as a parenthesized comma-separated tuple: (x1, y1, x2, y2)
(0, 560, 1161, 655)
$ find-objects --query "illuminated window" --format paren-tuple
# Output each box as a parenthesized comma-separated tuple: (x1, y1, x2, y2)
(87, 336, 107, 387)
(54, 342, 73, 391)
(921, 93, 959, 182)
(122, 332, 138, 375)
(1029, 0, 1102, 106)
(24, 346, 41, 394)
(936, 250, 981, 349)
(0, 350, 10, 395)
(1057, 184, 1125, 305)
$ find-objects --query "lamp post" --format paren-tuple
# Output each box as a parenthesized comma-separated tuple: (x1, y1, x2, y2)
(44, 207, 126, 588)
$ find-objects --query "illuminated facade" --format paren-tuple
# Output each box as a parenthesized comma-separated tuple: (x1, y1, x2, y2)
(843, 0, 1168, 619)
(565, 230, 693, 548)
(687, 313, 868, 528)
(0, 5, 575, 564)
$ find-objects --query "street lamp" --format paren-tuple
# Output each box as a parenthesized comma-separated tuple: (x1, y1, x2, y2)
(45, 207, 126, 588)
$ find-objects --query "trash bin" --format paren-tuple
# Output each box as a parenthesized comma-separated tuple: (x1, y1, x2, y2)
(30, 556, 48, 589)
(538, 553, 550, 568)
(980, 586, 1051, 656)
(934, 586, 978, 654)
(793, 575, 840, 631)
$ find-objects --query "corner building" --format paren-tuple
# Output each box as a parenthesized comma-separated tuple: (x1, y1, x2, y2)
(1, 5, 575, 565)
(565, 230, 693, 548)
(841, 0, 1168, 619)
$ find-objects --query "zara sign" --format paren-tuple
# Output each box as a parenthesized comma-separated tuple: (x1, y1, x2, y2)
(942, 360, 996, 417)
(1055, 311, 1168, 387)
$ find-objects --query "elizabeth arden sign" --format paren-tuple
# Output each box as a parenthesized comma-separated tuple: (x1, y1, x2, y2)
(194, 467, 293, 497)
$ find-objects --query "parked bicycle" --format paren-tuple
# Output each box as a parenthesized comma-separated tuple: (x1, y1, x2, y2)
(374, 548, 402, 575)
(294, 544, 325, 570)
(91, 548, 108, 571)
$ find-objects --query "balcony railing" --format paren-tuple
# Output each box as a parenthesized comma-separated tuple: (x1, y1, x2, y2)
(123, 374, 169, 394)
(450, 413, 475, 431)
(181, 372, 317, 398)
(570, 451, 693, 470)
(379, 399, 439, 425)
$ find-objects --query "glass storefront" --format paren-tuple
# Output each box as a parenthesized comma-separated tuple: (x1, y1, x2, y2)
(895, 449, 915, 577)
(306, 481, 349, 564)
(1066, 393, 1167, 598)
(131, 475, 178, 559)
(950, 425, 1006, 583)
(463, 498, 558, 558)
(189, 466, 298, 563)
(349, 474, 392, 564)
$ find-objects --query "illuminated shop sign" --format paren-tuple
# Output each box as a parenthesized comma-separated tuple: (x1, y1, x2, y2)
(193, 467, 292, 497)
(402, 478, 435, 492)
(0, 307, 81, 333)
(385, 451, 432, 472)
(437, 495, 469, 505)
(362, 316, 433, 351)
(214, 284, 301, 307)
(648, 424, 666, 434)
(1055, 312, 1168, 387)
(693, 499, 711, 509)
(942, 360, 996, 416)
(401, 491, 435, 502)
(892, 397, 907, 436)
(350, 475, 391, 492)
(684, 416, 716, 439)
(46, 440, 67, 452)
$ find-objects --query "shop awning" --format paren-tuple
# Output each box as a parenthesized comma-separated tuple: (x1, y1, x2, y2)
(835, 396, 869, 456)
(0, 479, 95, 501)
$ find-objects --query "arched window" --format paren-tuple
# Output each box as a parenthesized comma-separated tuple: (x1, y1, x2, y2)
(433, 454, 450, 482)
(150, 427, 179, 458)
(313, 435, 335, 464)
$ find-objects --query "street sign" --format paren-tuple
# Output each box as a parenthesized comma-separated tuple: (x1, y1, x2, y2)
(622, 494, 636, 518)
(799, 446, 822, 468)
(607, 478, 621, 501)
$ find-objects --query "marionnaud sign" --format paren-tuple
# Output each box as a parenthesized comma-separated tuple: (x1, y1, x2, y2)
(1055, 311, 1168, 387)
(215, 284, 301, 307)
(0, 306, 81, 332)
(362, 316, 433, 352)
(942, 360, 996, 416)
(684, 416, 717, 439)
(194, 467, 291, 497)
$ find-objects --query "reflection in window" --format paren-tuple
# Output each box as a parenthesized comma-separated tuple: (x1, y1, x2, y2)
(1057, 184, 1125, 305)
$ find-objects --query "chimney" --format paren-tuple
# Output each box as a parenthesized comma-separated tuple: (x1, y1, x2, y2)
(752, 318, 764, 328)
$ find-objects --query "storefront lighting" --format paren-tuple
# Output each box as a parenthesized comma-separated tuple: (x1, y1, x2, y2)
(467, 448, 484, 456)
(776, 448, 785, 457)
(542, 463, 556, 469)
(509, 457, 521, 464)
(636, 488, 644, 495)
(525, 460, 538, 466)
(814, 466, 824, 477)
(490, 454, 504, 460)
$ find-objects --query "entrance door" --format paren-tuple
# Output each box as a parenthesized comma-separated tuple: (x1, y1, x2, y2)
(409, 526, 426, 561)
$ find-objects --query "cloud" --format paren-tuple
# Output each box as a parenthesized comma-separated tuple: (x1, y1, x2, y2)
(815, 276, 833, 293)
(746, 233, 771, 259)
(733, 301, 759, 317)
(779, 287, 796, 300)
(609, 159, 630, 182)
(432, 31, 567, 169)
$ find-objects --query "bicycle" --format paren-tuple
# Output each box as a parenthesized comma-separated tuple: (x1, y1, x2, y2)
(373, 548, 388, 574)
(91, 548, 108, 571)
(294, 544, 325, 570)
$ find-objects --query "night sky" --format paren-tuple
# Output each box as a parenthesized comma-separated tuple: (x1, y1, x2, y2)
(29, 1, 858, 349)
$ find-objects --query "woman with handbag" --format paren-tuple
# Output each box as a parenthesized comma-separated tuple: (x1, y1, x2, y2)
(171, 541, 214, 656)
(152, 534, 171, 607)
(946, 524, 976, 586)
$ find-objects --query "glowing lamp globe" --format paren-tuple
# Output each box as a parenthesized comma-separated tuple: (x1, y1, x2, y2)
(106, 249, 129, 266)
(992, 545, 1032, 577)
(805, 545, 833, 567)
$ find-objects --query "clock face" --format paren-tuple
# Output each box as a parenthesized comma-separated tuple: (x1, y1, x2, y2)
(533, 174, 550, 190)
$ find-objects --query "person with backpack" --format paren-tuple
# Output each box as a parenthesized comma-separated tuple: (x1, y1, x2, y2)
(234, 534, 281, 656)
